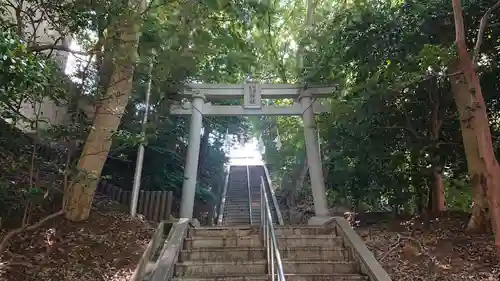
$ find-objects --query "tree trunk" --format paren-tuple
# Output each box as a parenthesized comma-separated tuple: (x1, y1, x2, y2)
(63, 1, 146, 222)
(427, 87, 446, 215)
(198, 124, 211, 175)
(451, 0, 500, 247)
(410, 148, 424, 214)
(427, 166, 445, 214)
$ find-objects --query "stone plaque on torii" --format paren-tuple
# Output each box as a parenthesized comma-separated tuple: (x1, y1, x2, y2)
(170, 83, 334, 221)
(243, 83, 261, 109)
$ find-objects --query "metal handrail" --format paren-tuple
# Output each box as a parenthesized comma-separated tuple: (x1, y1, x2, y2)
(260, 176, 285, 281)
(262, 164, 285, 225)
(246, 165, 253, 225)
(217, 165, 230, 225)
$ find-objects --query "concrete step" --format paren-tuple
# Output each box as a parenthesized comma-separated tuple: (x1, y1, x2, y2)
(188, 227, 336, 237)
(224, 204, 250, 207)
(224, 204, 251, 207)
(175, 261, 357, 276)
(175, 260, 266, 276)
(183, 235, 342, 249)
(284, 261, 357, 274)
(172, 274, 367, 281)
(223, 215, 251, 219)
(179, 246, 350, 262)
(224, 207, 249, 210)
(223, 214, 251, 218)
(223, 211, 250, 214)
(222, 220, 252, 224)
(224, 203, 249, 205)
(223, 212, 251, 215)
(222, 217, 251, 221)
(224, 210, 250, 214)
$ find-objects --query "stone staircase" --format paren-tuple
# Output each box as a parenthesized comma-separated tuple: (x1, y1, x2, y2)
(248, 165, 278, 225)
(222, 165, 279, 226)
(134, 164, 390, 281)
(171, 226, 368, 281)
(222, 166, 251, 225)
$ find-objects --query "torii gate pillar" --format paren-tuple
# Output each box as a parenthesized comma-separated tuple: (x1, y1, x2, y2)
(179, 92, 205, 219)
(299, 91, 329, 219)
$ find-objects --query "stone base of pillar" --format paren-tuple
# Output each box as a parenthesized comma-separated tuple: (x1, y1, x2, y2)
(189, 218, 201, 227)
(308, 216, 335, 226)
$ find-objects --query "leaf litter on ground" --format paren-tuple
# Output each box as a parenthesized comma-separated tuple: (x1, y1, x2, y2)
(356, 212, 500, 281)
(0, 195, 156, 281)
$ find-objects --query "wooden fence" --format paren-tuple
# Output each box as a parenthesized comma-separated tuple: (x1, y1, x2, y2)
(96, 180, 216, 224)
(96, 180, 174, 222)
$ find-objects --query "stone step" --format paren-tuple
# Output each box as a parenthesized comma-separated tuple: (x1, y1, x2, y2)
(183, 235, 342, 249)
(172, 274, 367, 281)
(223, 217, 251, 220)
(221, 222, 252, 225)
(179, 246, 350, 262)
(223, 213, 252, 217)
(223, 208, 250, 212)
(224, 203, 250, 205)
(175, 261, 358, 276)
(223, 214, 251, 219)
(188, 227, 336, 237)
(223, 207, 250, 211)
(222, 217, 251, 221)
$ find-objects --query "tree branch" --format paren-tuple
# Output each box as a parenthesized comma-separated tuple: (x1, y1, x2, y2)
(473, 1, 500, 64)
(0, 210, 64, 254)
(27, 44, 88, 55)
(451, 0, 469, 60)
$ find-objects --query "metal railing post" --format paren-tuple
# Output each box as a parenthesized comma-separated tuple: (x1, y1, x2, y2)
(246, 165, 253, 225)
(217, 165, 230, 225)
(260, 176, 286, 281)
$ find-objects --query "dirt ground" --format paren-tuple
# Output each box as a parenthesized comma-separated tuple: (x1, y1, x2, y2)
(356, 212, 500, 281)
(0, 196, 156, 281)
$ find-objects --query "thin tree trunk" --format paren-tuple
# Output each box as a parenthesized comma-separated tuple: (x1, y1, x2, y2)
(451, 0, 500, 247)
(427, 166, 445, 213)
(198, 124, 211, 175)
(63, 1, 146, 222)
(428, 87, 446, 215)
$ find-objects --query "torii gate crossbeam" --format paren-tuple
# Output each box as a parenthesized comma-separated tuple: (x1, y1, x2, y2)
(172, 83, 333, 224)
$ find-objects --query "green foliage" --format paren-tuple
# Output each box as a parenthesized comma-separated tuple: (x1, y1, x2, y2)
(0, 0, 261, 220)
(98, 0, 261, 204)
(445, 179, 473, 212)
(0, 31, 68, 122)
(4, 0, 500, 222)
(252, 0, 500, 216)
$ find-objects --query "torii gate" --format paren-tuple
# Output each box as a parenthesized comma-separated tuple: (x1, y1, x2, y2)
(171, 83, 333, 224)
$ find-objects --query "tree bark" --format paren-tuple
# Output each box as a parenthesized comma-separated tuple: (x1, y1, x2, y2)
(427, 166, 445, 213)
(63, 1, 146, 222)
(198, 123, 211, 175)
(451, 0, 500, 247)
(427, 87, 446, 215)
